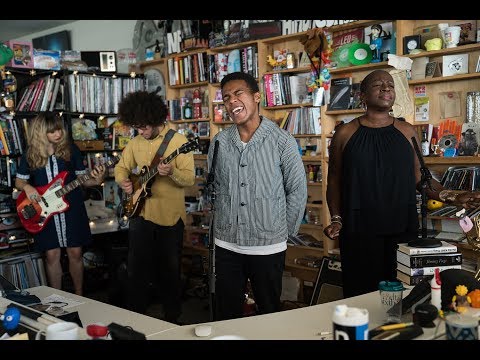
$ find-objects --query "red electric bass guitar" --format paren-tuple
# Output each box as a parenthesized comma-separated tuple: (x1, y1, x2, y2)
(16, 155, 120, 234)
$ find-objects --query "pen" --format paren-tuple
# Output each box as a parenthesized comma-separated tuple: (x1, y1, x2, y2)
(377, 322, 414, 331)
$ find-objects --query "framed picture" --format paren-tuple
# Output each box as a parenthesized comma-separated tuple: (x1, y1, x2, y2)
(403, 35, 421, 55)
(442, 53, 469, 77)
(425, 61, 441, 78)
(5, 40, 33, 68)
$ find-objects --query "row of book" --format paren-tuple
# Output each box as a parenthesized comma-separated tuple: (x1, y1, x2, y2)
(66, 74, 145, 114)
(396, 241, 463, 285)
(0, 114, 27, 156)
(262, 73, 310, 107)
(279, 107, 321, 135)
(166, 46, 259, 87)
(15, 75, 62, 113)
(0, 252, 47, 290)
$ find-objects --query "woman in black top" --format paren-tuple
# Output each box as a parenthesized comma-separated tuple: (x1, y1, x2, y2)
(324, 70, 480, 297)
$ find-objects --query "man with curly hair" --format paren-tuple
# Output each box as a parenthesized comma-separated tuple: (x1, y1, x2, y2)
(114, 91, 195, 324)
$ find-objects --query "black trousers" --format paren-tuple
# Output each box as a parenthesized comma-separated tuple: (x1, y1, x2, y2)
(125, 217, 184, 323)
(214, 246, 285, 321)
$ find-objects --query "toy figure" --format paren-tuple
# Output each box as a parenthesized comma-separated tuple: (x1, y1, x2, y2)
(451, 284, 471, 313)
(0, 307, 20, 331)
(369, 24, 383, 63)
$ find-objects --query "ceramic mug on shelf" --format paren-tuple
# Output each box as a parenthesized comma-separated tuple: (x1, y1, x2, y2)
(444, 26, 462, 48)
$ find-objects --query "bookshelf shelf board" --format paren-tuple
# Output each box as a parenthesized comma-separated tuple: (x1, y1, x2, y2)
(306, 203, 322, 209)
(424, 156, 480, 165)
(264, 103, 314, 110)
(193, 154, 207, 160)
(168, 49, 208, 58)
(408, 73, 480, 85)
(264, 66, 311, 75)
(329, 61, 391, 75)
(188, 211, 210, 217)
(407, 43, 480, 59)
(325, 108, 365, 116)
(307, 182, 322, 187)
(209, 41, 259, 53)
(293, 134, 321, 139)
(302, 156, 322, 162)
(170, 81, 209, 89)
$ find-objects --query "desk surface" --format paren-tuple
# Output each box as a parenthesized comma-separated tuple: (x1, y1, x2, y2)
(27, 286, 178, 337)
(149, 289, 447, 340)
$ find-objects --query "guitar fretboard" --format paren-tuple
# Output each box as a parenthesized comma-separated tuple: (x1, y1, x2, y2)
(54, 155, 120, 198)
(140, 149, 179, 185)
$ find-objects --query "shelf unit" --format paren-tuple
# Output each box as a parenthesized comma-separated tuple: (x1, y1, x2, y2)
(130, 19, 480, 289)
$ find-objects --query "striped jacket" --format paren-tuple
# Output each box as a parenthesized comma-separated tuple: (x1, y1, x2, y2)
(207, 117, 307, 246)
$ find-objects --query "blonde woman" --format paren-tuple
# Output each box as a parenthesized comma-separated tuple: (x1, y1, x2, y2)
(15, 112, 105, 295)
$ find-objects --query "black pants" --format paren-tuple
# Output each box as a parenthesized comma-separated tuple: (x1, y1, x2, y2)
(125, 217, 184, 323)
(214, 246, 285, 321)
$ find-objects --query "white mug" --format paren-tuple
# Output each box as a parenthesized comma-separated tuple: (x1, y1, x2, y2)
(45, 322, 79, 340)
(444, 26, 462, 48)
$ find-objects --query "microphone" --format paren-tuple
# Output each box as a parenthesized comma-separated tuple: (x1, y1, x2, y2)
(207, 140, 219, 185)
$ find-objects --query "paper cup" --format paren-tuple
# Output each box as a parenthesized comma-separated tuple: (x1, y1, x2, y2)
(46, 322, 79, 340)
(444, 26, 461, 48)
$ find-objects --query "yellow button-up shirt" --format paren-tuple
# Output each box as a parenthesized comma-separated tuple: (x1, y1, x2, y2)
(114, 125, 195, 226)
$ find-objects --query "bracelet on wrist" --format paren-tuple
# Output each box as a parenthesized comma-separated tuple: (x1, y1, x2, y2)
(331, 215, 342, 221)
(331, 220, 343, 227)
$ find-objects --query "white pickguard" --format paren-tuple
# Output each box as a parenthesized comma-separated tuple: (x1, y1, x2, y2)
(38, 179, 68, 218)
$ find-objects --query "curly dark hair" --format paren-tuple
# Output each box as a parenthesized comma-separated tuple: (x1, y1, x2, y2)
(220, 72, 259, 93)
(117, 90, 168, 127)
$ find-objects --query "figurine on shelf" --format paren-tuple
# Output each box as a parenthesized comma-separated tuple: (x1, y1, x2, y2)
(192, 88, 202, 119)
(451, 284, 472, 313)
(369, 24, 383, 63)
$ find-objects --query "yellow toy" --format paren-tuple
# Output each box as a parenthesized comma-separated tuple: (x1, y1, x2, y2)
(451, 284, 471, 313)
(427, 199, 444, 211)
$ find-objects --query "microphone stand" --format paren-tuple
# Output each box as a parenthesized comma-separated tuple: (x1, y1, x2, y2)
(408, 137, 442, 248)
(206, 176, 216, 321)
(206, 139, 219, 321)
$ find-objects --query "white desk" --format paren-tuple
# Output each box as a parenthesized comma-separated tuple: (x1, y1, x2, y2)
(148, 290, 447, 340)
(26, 286, 178, 337)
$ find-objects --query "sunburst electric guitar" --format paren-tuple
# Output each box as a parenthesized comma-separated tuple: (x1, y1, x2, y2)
(121, 138, 199, 218)
(17, 155, 121, 234)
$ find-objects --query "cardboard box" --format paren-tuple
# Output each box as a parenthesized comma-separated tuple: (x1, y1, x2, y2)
(74, 140, 104, 151)
(5, 40, 33, 68)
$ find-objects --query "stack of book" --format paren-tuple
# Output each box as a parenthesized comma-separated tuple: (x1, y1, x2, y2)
(396, 241, 462, 285)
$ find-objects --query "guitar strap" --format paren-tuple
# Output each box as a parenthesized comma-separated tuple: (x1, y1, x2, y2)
(150, 128, 176, 168)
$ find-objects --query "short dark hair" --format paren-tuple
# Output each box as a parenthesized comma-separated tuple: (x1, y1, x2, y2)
(360, 70, 393, 94)
(220, 72, 259, 93)
(117, 90, 168, 127)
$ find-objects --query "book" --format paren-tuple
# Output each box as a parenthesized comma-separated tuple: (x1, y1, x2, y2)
(397, 240, 457, 255)
(396, 270, 433, 286)
(396, 250, 462, 268)
(396, 262, 461, 276)
(327, 77, 352, 111)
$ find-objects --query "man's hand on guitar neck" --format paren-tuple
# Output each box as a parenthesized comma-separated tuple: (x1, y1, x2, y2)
(91, 164, 106, 185)
(157, 159, 173, 177)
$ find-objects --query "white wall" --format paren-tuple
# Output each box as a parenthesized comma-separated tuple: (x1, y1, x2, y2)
(18, 20, 137, 51)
